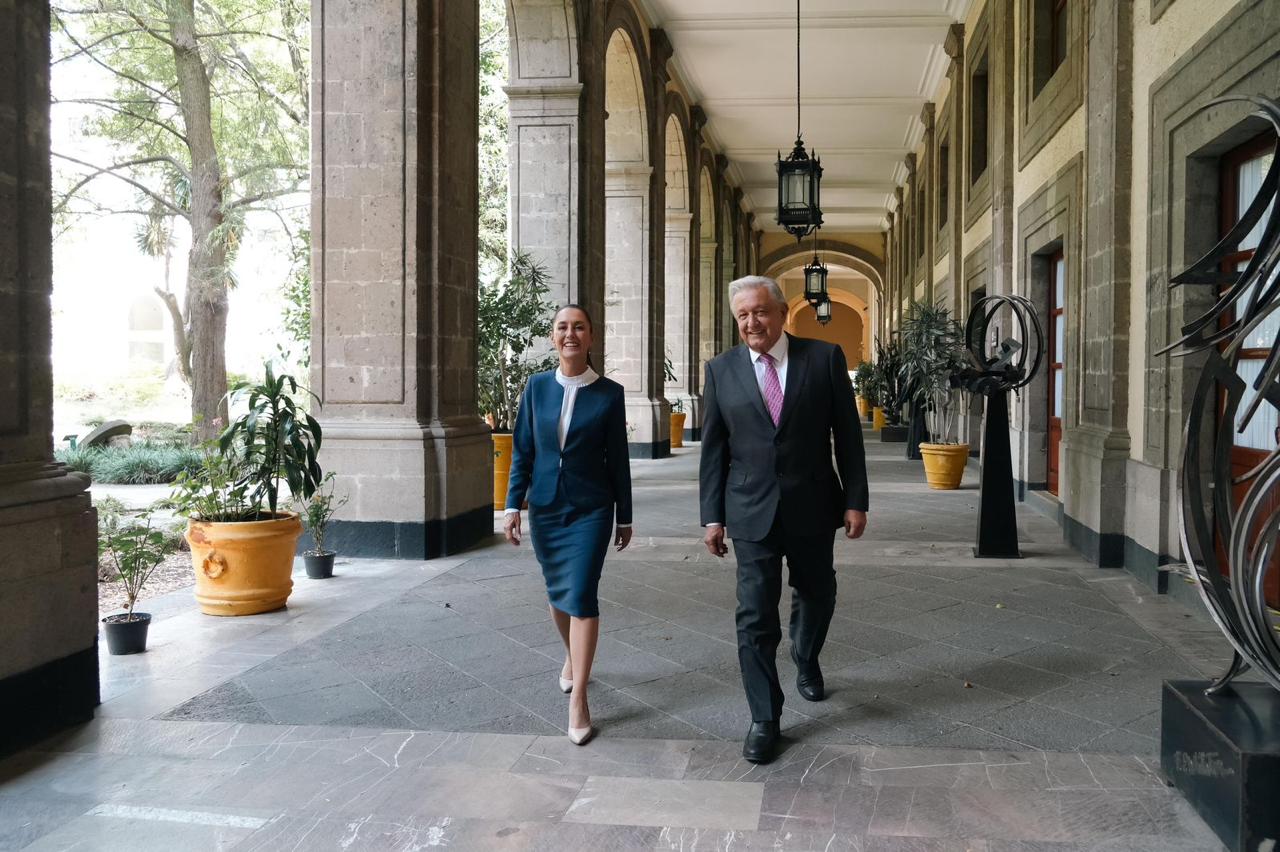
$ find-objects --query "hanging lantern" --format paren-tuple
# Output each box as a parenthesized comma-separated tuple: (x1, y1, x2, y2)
(775, 0, 822, 240)
(803, 243, 828, 306)
(816, 295, 832, 325)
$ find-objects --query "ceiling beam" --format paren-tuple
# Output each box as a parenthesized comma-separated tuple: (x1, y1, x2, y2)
(661, 13, 955, 33)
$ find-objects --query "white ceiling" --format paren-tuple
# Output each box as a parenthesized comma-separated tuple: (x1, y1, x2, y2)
(636, 0, 970, 232)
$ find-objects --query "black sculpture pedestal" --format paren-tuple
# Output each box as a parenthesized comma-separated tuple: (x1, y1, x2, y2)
(1162, 680, 1280, 852)
(974, 389, 1020, 558)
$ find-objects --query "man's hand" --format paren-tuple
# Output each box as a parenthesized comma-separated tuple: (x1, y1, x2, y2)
(615, 526, 633, 551)
(704, 524, 728, 557)
(504, 512, 522, 546)
(844, 510, 867, 540)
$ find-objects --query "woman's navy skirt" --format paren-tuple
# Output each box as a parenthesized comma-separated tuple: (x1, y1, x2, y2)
(529, 494, 611, 618)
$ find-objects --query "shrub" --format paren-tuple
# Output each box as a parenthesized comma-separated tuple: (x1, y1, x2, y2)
(58, 443, 203, 485)
(56, 445, 102, 476)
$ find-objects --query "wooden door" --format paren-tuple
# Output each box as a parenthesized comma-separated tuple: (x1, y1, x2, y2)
(1047, 251, 1064, 496)
(1218, 132, 1279, 603)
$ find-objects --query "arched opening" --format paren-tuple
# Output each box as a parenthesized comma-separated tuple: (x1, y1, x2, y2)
(779, 267, 873, 366)
(720, 196, 736, 348)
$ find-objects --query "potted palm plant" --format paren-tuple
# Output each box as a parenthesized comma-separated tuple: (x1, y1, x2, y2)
(853, 361, 874, 420)
(871, 339, 907, 440)
(300, 473, 349, 579)
(169, 364, 324, 615)
(99, 504, 174, 654)
(477, 253, 558, 508)
(899, 301, 969, 488)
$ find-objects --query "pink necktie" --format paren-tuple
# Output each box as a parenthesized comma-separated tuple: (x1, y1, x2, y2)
(760, 353, 783, 427)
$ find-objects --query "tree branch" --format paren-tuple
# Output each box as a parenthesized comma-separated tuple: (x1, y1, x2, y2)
(155, 286, 194, 385)
(196, 0, 305, 126)
(53, 12, 181, 107)
(52, 27, 145, 64)
(52, 97, 188, 145)
(226, 181, 307, 211)
(52, 152, 190, 217)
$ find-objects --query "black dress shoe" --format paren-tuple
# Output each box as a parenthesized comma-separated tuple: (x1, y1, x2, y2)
(742, 721, 779, 764)
(792, 651, 825, 702)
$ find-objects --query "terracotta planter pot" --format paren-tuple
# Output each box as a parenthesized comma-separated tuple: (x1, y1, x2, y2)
(919, 443, 970, 490)
(872, 407, 886, 430)
(856, 396, 871, 418)
(670, 412, 687, 448)
(187, 513, 303, 616)
(492, 433, 513, 510)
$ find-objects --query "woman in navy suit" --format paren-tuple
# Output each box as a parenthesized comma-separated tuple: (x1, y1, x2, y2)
(504, 304, 633, 745)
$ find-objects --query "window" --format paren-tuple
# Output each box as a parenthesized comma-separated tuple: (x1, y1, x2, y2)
(938, 140, 950, 229)
(1033, 0, 1068, 96)
(969, 51, 989, 185)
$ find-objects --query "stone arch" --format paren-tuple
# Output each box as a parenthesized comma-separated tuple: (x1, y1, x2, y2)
(697, 163, 718, 377)
(506, 0, 582, 304)
(784, 289, 870, 366)
(762, 238, 886, 349)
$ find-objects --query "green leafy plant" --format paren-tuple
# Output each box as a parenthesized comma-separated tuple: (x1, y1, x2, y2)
(99, 505, 176, 620)
(898, 301, 967, 443)
(167, 441, 259, 522)
(477, 253, 559, 431)
(871, 339, 906, 426)
(299, 473, 349, 555)
(853, 361, 875, 403)
(670, 397, 685, 414)
(220, 364, 324, 516)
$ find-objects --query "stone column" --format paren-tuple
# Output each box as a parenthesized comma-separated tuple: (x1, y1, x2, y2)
(507, 84, 581, 305)
(989, 0, 1017, 300)
(0, 0, 98, 753)
(664, 211, 698, 439)
(312, 0, 490, 558)
(945, 24, 966, 315)
(919, 103, 936, 304)
(1062, 0, 1133, 562)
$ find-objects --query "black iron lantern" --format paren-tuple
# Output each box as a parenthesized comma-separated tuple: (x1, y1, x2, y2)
(776, 0, 822, 240)
(803, 235, 828, 306)
(815, 295, 832, 325)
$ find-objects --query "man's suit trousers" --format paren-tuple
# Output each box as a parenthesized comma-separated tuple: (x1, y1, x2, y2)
(732, 509, 837, 722)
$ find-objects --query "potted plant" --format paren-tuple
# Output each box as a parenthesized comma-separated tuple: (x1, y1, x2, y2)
(299, 473, 349, 579)
(853, 361, 874, 420)
(169, 364, 324, 615)
(669, 396, 687, 449)
(898, 301, 969, 488)
(477, 252, 559, 508)
(99, 504, 174, 654)
(870, 339, 907, 439)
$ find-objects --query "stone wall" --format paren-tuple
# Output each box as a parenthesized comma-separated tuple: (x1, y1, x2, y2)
(0, 0, 99, 754)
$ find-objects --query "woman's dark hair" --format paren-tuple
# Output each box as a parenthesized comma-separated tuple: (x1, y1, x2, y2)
(554, 303, 593, 330)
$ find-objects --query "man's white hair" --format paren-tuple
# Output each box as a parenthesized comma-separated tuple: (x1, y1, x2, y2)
(728, 275, 786, 311)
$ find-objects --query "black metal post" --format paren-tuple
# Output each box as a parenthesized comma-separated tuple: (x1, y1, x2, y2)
(975, 388, 1020, 558)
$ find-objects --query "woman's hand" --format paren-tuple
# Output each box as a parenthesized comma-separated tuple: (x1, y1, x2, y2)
(615, 526, 633, 551)
(504, 512, 522, 546)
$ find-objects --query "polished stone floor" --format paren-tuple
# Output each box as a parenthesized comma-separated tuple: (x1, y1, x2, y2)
(0, 428, 1231, 849)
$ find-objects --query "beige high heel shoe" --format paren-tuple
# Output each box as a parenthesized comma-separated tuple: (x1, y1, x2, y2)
(558, 675, 573, 694)
(567, 725, 595, 746)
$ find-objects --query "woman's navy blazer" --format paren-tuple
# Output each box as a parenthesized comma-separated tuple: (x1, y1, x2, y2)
(504, 371, 633, 525)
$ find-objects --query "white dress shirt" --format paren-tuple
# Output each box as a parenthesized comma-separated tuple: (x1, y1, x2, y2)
(505, 367, 630, 527)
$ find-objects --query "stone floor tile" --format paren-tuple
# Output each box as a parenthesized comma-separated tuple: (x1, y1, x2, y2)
(19, 805, 268, 852)
(967, 705, 1112, 754)
(510, 735, 694, 779)
(563, 776, 764, 830)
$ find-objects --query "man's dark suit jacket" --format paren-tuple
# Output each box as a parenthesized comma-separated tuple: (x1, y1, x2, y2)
(699, 334, 868, 542)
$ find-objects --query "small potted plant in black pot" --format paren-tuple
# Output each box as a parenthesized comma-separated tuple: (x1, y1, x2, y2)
(99, 505, 173, 654)
(300, 473, 348, 579)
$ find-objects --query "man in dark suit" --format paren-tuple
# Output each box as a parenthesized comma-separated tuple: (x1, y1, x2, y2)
(699, 275, 869, 764)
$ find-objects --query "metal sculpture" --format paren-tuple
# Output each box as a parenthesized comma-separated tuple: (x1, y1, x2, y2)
(1160, 95, 1280, 697)
(956, 294, 1044, 558)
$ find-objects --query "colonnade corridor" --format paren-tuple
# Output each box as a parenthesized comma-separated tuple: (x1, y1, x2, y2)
(0, 427, 1227, 849)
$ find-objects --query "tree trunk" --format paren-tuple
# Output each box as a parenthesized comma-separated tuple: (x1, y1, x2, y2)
(168, 0, 229, 440)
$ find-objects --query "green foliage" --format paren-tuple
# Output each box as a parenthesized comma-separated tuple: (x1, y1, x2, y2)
(220, 364, 324, 515)
(477, 254, 559, 431)
(167, 442, 259, 522)
(853, 361, 874, 402)
(99, 505, 177, 617)
(56, 443, 202, 484)
(280, 229, 312, 369)
(478, 0, 510, 278)
(871, 340, 905, 426)
(299, 472, 349, 554)
(898, 301, 967, 442)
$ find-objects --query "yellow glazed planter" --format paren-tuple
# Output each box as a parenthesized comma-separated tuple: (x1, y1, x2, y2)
(856, 396, 871, 418)
(187, 513, 303, 616)
(492, 433, 513, 509)
(670, 412, 687, 448)
(919, 443, 971, 490)
(872, 407, 886, 430)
